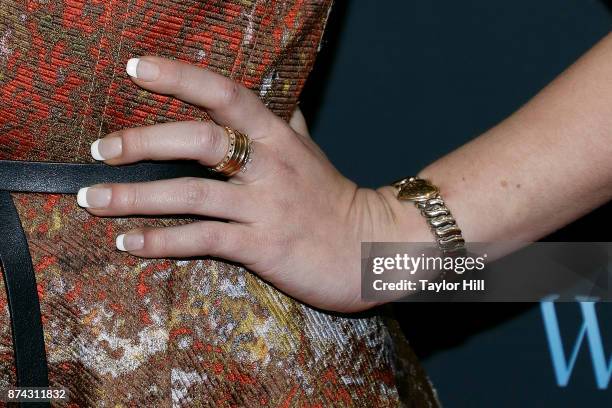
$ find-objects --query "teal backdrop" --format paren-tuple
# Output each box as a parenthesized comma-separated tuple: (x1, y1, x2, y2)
(300, 1, 612, 406)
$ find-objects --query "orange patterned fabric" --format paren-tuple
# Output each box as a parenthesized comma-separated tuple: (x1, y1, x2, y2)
(0, 0, 439, 406)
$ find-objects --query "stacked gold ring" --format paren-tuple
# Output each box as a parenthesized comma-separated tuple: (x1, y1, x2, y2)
(213, 126, 252, 177)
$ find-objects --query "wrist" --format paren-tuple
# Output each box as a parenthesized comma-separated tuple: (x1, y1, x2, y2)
(375, 185, 436, 243)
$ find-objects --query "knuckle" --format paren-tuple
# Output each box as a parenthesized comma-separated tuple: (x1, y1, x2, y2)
(118, 127, 146, 156)
(269, 117, 292, 138)
(114, 184, 142, 210)
(170, 65, 187, 92)
(191, 121, 223, 156)
(266, 229, 295, 259)
(180, 177, 209, 207)
(195, 226, 223, 252)
(217, 80, 241, 108)
(143, 229, 168, 253)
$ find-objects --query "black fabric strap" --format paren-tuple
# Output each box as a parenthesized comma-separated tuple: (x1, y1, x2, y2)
(0, 160, 213, 403)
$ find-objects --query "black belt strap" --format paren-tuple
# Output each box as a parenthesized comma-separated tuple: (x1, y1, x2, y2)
(0, 160, 213, 404)
(0, 190, 49, 388)
(0, 160, 215, 194)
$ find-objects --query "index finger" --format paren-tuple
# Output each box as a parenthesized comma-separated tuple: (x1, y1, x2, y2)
(125, 56, 281, 139)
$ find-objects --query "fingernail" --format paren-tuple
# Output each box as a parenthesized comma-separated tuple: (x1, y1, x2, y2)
(91, 137, 122, 161)
(116, 233, 144, 251)
(77, 187, 112, 208)
(126, 57, 159, 81)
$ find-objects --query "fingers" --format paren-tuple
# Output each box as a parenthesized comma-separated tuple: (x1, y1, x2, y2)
(92, 120, 270, 183)
(93, 120, 227, 165)
(116, 221, 257, 264)
(125, 56, 282, 138)
(77, 177, 255, 222)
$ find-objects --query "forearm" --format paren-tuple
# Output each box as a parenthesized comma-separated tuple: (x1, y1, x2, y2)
(379, 32, 612, 244)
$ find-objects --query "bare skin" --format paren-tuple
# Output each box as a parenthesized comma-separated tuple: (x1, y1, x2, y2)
(79, 33, 612, 312)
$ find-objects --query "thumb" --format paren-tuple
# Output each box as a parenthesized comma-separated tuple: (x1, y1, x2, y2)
(288, 105, 311, 137)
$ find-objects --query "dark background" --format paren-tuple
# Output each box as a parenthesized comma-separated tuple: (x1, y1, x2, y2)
(299, 1, 612, 406)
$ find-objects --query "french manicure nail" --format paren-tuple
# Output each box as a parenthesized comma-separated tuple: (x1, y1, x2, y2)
(76, 187, 112, 208)
(91, 137, 122, 161)
(126, 57, 159, 81)
(116, 233, 144, 251)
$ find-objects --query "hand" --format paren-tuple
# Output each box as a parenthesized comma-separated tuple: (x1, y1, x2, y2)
(77, 56, 424, 312)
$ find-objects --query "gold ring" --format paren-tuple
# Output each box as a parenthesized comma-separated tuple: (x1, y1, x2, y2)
(213, 127, 252, 177)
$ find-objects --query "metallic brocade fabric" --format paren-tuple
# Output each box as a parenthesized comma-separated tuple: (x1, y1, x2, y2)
(0, 1, 440, 406)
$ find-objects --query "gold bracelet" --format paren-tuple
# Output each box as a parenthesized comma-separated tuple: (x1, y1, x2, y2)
(392, 176, 465, 254)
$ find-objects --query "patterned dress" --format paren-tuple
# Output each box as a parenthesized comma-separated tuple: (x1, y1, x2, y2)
(0, 0, 439, 406)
